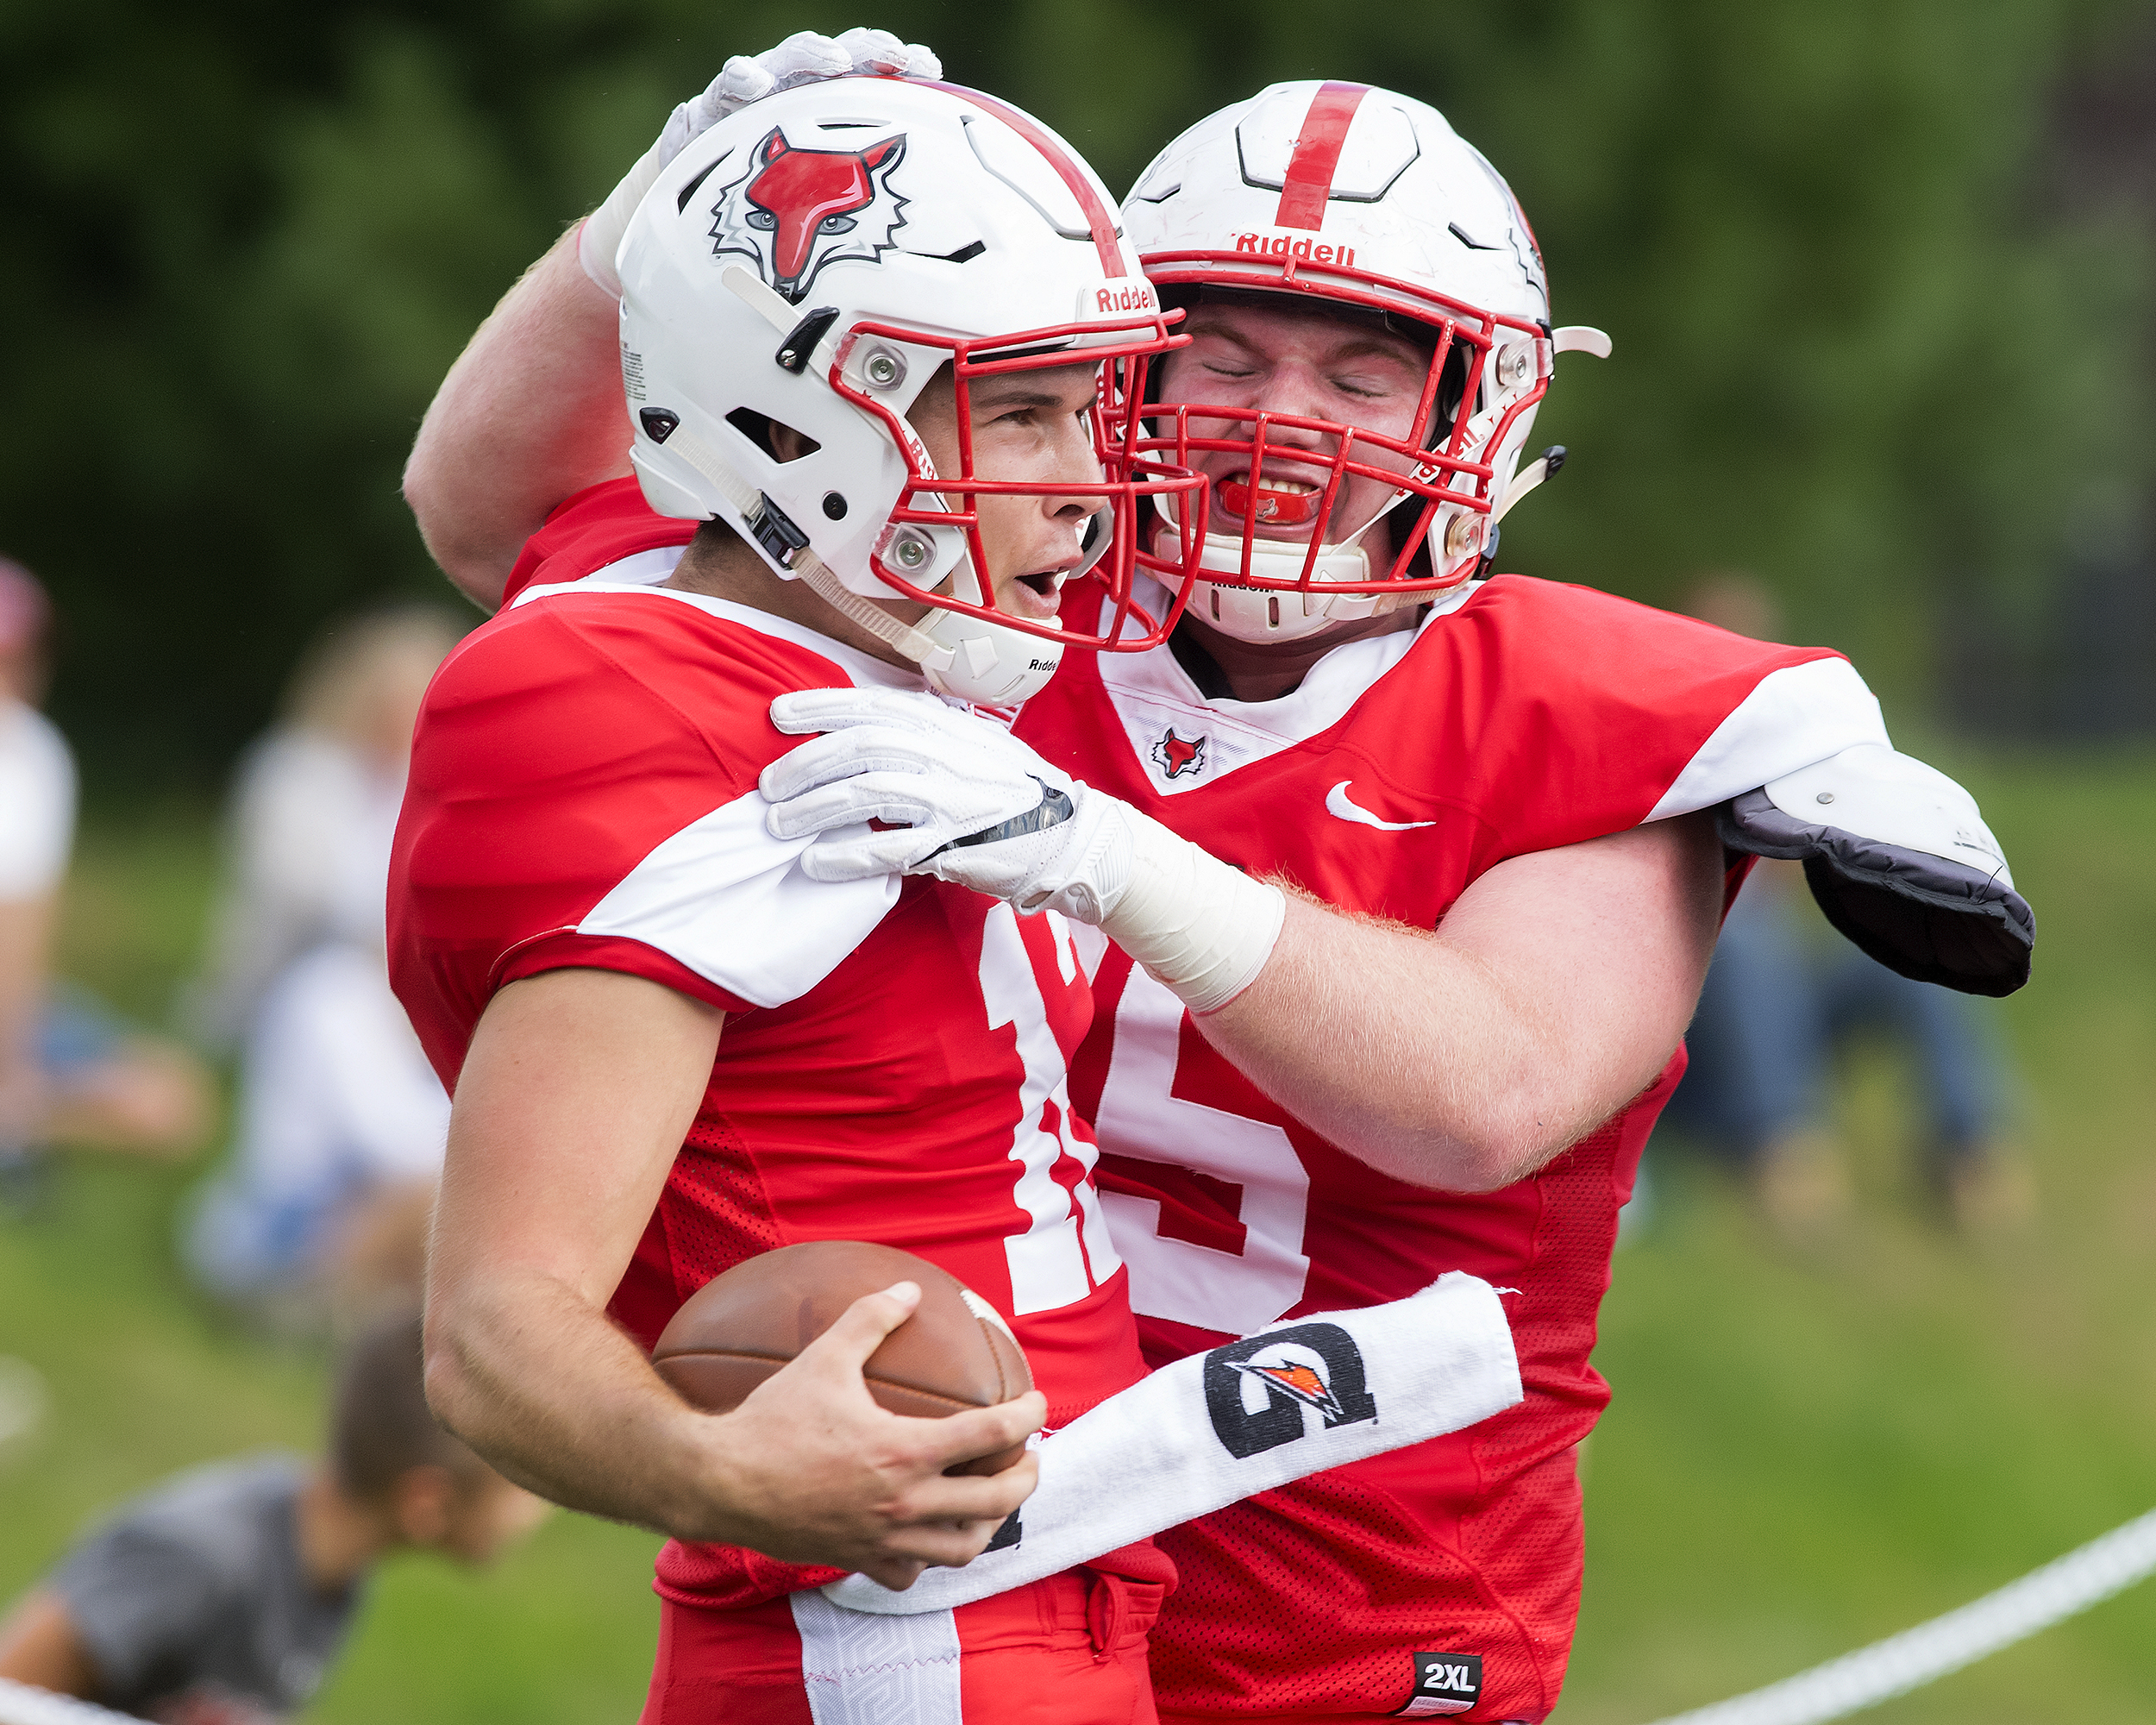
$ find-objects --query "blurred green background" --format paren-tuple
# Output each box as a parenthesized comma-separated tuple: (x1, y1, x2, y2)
(3, 0, 2153, 1721)
(8, 0, 2156, 786)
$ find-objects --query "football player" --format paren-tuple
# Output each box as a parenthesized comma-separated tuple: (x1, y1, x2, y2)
(404, 47, 2032, 1725)
(393, 71, 1208, 1722)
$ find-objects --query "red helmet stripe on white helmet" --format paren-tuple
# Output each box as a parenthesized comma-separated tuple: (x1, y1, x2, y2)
(1275, 81, 1370, 230)
(921, 78, 1126, 277)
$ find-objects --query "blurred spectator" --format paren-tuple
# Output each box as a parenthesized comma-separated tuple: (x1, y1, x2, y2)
(0, 557, 210, 1216)
(188, 606, 462, 1048)
(0, 559, 66, 1201)
(0, 1304, 547, 1722)
(1662, 574, 2034, 1239)
(181, 606, 461, 1320)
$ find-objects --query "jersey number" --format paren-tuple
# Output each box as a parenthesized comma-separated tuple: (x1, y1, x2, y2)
(1091, 965, 1311, 1333)
(977, 903, 1123, 1315)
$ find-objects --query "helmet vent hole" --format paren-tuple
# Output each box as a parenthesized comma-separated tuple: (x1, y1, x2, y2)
(822, 492, 849, 520)
(675, 152, 727, 215)
(725, 407, 821, 463)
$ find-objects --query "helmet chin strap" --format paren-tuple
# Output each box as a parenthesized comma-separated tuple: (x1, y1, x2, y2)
(1159, 489, 1420, 644)
(792, 555, 951, 668)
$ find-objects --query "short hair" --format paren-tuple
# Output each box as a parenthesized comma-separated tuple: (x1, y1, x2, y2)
(329, 1305, 486, 1499)
(0, 557, 51, 659)
(281, 603, 464, 744)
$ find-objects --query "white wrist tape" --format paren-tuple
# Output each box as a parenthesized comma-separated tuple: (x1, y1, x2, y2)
(821, 1271, 1521, 1615)
(1099, 808, 1287, 1014)
(577, 140, 671, 297)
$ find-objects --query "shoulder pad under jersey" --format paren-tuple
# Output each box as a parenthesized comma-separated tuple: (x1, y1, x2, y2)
(1716, 743, 2032, 997)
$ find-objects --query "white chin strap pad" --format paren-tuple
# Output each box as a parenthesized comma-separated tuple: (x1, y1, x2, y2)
(916, 605, 1064, 705)
(1162, 510, 1382, 643)
(1190, 575, 1388, 643)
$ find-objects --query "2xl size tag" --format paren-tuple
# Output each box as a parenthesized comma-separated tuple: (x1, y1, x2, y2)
(1394, 1651, 1482, 1716)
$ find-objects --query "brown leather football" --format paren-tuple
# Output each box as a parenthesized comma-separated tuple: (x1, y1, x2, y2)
(650, 1239, 1035, 1476)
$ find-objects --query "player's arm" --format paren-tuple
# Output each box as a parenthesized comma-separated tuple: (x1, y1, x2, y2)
(761, 690, 1723, 1195)
(0, 1588, 100, 1699)
(402, 229, 628, 612)
(424, 964, 1044, 1591)
(1195, 813, 1723, 1191)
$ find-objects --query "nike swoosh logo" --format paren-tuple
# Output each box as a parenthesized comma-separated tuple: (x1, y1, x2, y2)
(1326, 781, 1436, 831)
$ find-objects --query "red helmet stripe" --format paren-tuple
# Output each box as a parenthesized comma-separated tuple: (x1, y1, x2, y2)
(1274, 82, 1369, 231)
(921, 79, 1125, 277)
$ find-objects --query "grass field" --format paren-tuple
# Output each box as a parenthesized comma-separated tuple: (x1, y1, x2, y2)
(3, 754, 2152, 1723)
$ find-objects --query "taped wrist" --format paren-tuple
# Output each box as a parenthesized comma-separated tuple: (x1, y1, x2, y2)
(1099, 808, 1286, 1014)
(577, 134, 672, 296)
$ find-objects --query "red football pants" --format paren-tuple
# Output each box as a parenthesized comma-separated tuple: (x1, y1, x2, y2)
(639, 1569, 1165, 1723)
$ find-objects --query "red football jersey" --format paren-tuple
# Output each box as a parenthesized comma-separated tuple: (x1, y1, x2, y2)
(388, 484, 1161, 1611)
(1014, 576, 1886, 1722)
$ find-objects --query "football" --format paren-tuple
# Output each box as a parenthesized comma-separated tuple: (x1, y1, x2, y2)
(651, 1239, 1035, 1475)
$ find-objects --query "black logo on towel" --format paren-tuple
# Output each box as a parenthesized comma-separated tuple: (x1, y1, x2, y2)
(1202, 1323, 1376, 1459)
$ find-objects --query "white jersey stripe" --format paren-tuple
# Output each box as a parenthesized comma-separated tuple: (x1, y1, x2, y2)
(574, 787, 897, 1011)
(1645, 656, 1889, 824)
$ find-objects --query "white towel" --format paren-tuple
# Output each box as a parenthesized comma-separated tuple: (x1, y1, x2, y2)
(823, 1270, 1520, 1615)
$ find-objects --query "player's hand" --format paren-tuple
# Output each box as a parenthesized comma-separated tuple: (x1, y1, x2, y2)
(695, 1279, 1044, 1590)
(763, 688, 1139, 924)
(578, 28, 943, 297)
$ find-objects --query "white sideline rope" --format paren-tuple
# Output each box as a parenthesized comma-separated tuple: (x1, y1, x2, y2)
(0, 1679, 141, 1725)
(5, 1513, 2145, 1725)
(1639, 1504, 2156, 1725)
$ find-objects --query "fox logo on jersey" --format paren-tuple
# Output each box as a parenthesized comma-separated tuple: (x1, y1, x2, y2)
(1151, 727, 1208, 780)
(710, 127, 909, 302)
(1202, 1324, 1376, 1459)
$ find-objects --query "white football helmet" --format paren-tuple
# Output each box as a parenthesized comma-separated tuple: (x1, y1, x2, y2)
(616, 77, 1206, 703)
(1122, 81, 1610, 643)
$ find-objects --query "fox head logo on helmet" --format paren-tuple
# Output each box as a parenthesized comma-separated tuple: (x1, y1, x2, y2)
(710, 127, 909, 302)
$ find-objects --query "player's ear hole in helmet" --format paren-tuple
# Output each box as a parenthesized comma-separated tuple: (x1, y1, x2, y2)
(728, 410, 822, 463)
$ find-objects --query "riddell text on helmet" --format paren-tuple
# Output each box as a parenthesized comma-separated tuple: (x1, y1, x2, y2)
(1087, 281, 1160, 316)
(1233, 232, 1358, 268)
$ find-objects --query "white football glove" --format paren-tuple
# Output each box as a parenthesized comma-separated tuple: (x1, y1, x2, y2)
(578, 28, 944, 297)
(762, 689, 1119, 911)
(763, 689, 1286, 1013)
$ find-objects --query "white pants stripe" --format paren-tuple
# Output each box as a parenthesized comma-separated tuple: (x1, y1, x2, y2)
(790, 1588, 963, 1723)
